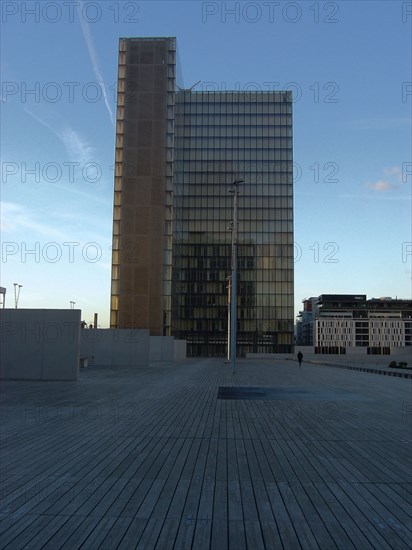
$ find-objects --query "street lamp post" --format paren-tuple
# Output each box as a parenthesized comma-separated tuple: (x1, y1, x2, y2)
(226, 276, 231, 361)
(229, 179, 243, 372)
(70, 301, 76, 310)
(13, 283, 22, 309)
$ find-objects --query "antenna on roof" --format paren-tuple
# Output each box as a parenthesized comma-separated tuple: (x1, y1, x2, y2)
(176, 80, 202, 91)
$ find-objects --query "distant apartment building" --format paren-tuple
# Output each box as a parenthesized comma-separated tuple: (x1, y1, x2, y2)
(296, 294, 412, 354)
(315, 295, 412, 354)
(110, 37, 294, 356)
(295, 297, 318, 345)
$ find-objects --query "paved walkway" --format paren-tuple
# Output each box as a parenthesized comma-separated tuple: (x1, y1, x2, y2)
(305, 359, 412, 379)
(1, 359, 411, 549)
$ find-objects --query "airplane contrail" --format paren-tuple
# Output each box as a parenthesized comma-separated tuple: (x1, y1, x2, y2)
(77, 1, 115, 127)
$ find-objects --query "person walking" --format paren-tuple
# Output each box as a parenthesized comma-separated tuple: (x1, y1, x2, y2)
(297, 350, 303, 367)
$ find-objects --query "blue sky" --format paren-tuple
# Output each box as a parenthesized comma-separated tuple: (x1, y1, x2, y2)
(1, 0, 411, 326)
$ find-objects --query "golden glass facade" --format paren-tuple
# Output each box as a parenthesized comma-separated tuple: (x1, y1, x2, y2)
(111, 38, 294, 355)
(110, 37, 175, 334)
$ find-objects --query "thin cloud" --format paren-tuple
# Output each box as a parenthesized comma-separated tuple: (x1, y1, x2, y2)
(24, 107, 56, 134)
(383, 166, 403, 182)
(59, 126, 94, 165)
(367, 166, 408, 194)
(1, 201, 70, 239)
(1, 201, 111, 248)
(367, 180, 394, 192)
(77, 1, 115, 127)
(52, 183, 111, 205)
(24, 108, 94, 165)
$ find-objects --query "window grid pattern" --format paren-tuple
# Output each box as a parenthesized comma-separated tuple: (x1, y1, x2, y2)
(315, 318, 409, 348)
(110, 38, 127, 328)
(172, 91, 294, 356)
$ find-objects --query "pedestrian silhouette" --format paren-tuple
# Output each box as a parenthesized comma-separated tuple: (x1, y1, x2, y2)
(297, 351, 303, 367)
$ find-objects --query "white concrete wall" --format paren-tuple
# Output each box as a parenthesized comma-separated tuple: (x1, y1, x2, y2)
(346, 346, 365, 356)
(295, 346, 410, 363)
(247, 346, 411, 364)
(80, 331, 185, 366)
(80, 329, 150, 367)
(149, 336, 174, 362)
(246, 353, 295, 360)
(0, 309, 81, 380)
(174, 340, 187, 361)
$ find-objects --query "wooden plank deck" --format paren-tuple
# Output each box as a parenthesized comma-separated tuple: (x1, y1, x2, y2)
(1, 358, 411, 549)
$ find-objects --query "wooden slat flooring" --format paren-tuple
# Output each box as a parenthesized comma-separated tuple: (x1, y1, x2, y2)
(1, 358, 411, 549)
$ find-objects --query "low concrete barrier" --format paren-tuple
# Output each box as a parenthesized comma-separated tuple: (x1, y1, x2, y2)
(0, 309, 81, 381)
(174, 340, 187, 361)
(149, 336, 174, 362)
(80, 329, 150, 367)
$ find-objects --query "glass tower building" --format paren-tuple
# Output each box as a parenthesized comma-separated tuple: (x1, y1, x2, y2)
(111, 37, 294, 356)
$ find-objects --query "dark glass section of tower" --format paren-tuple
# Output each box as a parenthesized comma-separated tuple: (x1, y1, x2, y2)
(172, 90, 294, 357)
